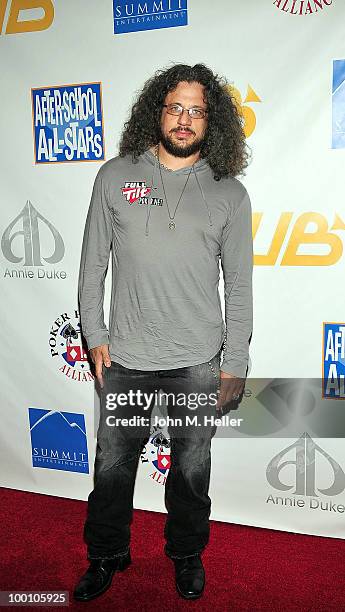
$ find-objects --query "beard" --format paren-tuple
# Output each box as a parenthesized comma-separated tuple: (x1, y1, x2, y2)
(158, 126, 205, 158)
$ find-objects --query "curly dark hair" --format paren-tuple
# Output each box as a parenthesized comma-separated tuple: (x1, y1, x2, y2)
(118, 63, 250, 179)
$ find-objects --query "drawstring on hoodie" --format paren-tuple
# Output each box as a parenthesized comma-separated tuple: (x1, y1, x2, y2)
(145, 154, 158, 236)
(193, 165, 213, 228)
(145, 155, 213, 236)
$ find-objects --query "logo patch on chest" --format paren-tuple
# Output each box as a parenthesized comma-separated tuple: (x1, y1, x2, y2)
(121, 182, 151, 204)
(121, 181, 163, 206)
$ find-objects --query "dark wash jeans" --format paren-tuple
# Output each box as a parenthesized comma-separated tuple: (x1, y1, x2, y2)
(84, 348, 222, 561)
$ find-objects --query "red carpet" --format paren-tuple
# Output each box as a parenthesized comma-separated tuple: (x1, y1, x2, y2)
(0, 487, 344, 611)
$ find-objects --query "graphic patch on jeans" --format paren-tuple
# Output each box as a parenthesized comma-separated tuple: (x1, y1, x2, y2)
(121, 182, 163, 206)
(140, 429, 171, 485)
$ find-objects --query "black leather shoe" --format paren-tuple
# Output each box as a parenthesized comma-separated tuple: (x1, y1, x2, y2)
(173, 554, 205, 600)
(73, 551, 131, 602)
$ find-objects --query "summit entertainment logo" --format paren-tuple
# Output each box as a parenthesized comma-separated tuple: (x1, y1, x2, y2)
(29, 407, 89, 473)
(113, 0, 188, 34)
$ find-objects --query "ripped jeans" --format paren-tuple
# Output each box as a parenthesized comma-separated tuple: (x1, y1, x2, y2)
(84, 348, 221, 561)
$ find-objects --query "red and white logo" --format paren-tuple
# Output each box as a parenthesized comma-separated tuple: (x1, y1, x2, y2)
(49, 310, 94, 383)
(157, 452, 171, 471)
(121, 181, 151, 204)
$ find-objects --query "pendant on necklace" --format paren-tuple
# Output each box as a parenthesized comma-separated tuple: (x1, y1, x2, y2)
(169, 221, 176, 230)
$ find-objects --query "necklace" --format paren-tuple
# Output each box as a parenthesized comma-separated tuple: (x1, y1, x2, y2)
(154, 144, 172, 172)
(155, 144, 194, 230)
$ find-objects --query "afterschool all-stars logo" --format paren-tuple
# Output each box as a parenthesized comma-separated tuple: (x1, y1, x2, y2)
(31, 82, 105, 163)
(323, 323, 345, 398)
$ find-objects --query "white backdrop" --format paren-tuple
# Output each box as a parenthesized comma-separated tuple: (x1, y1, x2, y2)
(1, 0, 345, 539)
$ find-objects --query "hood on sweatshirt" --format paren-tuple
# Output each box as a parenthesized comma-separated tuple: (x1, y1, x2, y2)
(139, 149, 214, 236)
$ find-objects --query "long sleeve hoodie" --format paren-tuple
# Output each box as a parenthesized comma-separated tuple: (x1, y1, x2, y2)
(78, 149, 253, 377)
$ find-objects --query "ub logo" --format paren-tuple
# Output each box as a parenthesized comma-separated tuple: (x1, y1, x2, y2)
(226, 84, 261, 138)
(0, 0, 54, 34)
(253, 212, 345, 266)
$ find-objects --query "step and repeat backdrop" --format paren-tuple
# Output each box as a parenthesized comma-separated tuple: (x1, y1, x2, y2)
(1, 0, 345, 539)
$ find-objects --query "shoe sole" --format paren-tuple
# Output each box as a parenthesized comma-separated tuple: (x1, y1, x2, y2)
(73, 555, 131, 602)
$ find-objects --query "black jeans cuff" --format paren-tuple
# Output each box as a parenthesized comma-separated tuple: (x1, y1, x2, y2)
(87, 546, 130, 560)
(164, 545, 203, 560)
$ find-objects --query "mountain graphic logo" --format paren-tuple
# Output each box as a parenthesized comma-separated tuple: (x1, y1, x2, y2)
(28, 407, 89, 473)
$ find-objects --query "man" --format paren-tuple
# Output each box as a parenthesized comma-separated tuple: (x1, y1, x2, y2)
(74, 63, 253, 602)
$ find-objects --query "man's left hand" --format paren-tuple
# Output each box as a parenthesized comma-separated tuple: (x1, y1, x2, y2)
(216, 370, 245, 410)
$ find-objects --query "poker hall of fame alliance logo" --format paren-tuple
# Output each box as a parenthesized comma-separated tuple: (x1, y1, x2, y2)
(49, 310, 94, 382)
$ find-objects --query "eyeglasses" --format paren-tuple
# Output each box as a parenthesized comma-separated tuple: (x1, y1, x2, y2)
(162, 104, 208, 119)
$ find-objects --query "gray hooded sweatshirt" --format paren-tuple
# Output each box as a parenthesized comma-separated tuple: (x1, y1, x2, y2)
(78, 149, 253, 377)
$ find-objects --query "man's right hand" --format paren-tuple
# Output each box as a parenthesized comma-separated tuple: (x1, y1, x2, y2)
(89, 344, 111, 388)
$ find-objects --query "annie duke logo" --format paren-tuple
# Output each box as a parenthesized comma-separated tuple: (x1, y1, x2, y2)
(266, 433, 345, 514)
(323, 323, 345, 399)
(272, 0, 333, 15)
(28, 407, 89, 474)
(31, 82, 105, 163)
(113, 0, 188, 34)
(1, 200, 66, 280)
(49, 310, 94, 383)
